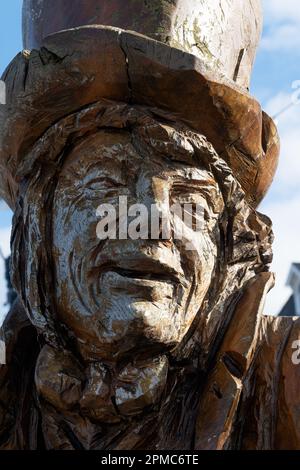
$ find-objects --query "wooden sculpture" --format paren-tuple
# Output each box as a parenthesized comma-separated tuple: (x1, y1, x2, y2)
(0, 0, 299, 450)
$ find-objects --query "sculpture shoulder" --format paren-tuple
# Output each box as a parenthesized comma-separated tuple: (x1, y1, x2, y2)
(245, 314, 300, 450)
(0, 299, 40, 450)
(195, 273, 300, 450)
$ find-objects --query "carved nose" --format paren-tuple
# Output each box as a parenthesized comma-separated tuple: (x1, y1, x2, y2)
(150, 177, 170, 211)
(132, 175, 172, 242)
(134, 175, 170, 209)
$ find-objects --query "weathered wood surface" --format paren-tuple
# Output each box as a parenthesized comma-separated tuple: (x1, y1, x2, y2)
(0, 27, 278, 210)
(195, 274, 300, 450)
(0, 0, 299, 451)
(22, 0, 262, 89)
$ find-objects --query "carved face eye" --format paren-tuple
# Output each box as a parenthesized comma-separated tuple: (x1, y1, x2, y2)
(78, 171, 131, 204)
(85, 177, 126, 192)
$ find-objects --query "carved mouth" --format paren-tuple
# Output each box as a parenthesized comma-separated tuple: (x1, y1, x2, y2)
(110, 267, 180, 284)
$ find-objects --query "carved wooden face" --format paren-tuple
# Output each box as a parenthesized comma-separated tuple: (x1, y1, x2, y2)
(52, 130, 224, 361)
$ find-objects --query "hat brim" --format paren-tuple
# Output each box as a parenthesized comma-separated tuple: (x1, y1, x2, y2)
(0, 25, 279, 209)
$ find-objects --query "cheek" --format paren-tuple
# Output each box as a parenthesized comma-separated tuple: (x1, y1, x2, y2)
(193, 234, 217, 298)
(54, 185, 99, 242)
(52, 197, 99, 291)
(194, 230, 217, 270)
(176, 231, 218, 338)
(178, 227, 218, 301)
(178, 230, 218, 335)
(196, 233, 217, 294)
(174, 218, 218, 274)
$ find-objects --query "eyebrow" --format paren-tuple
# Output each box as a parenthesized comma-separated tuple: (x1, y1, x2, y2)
(172, 175, 219, 189)
(83, 176, 126, 188)
(171, 176, 223, 209)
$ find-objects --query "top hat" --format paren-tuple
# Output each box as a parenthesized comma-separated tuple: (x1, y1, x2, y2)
(0, 0, 278, 209)
(23, 0, 262, 90)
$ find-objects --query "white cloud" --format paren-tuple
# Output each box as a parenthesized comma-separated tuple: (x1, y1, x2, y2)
(0, 226, 11, 325)
(264, 92, 300, 195)
(261, 23, 300, 51)
(261, 0, 300, 52)
(259, 3, 300, 313)
(260, 91, 300, 315)
(262, 195, 300, 315)
(263, 0, 300, 24)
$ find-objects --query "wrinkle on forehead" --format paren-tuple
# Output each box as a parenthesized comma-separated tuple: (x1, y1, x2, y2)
(59, 128, 222, 190)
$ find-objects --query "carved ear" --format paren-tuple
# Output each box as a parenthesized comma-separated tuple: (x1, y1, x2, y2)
(250, 210, 274, 266)
(230, 204, 273, 268)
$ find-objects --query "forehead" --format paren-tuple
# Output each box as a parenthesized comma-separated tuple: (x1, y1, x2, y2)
(60, 130, 220, 188)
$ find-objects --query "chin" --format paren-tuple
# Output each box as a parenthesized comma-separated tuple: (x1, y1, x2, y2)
(74, 299, 186, 362)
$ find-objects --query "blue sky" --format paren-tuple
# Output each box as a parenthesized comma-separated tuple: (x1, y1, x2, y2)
(0, 0, 22, 319)
(0, 0, 300, 318)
